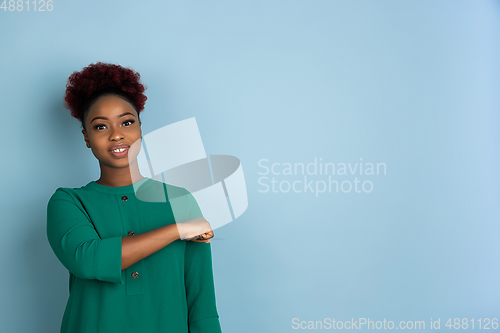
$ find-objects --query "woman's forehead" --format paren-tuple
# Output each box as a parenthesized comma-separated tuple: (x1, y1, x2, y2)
(87, 94, 138, 118)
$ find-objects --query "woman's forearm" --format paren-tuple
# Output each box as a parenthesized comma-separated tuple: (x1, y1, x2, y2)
(121, 224, 180, 270)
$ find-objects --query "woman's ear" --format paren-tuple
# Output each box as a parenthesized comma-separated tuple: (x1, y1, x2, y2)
(82, 129, 91, 148)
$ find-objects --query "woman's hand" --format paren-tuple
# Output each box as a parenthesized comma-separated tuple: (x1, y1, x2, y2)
(186, 230, 214, 243)
(177, 217, 214, 242)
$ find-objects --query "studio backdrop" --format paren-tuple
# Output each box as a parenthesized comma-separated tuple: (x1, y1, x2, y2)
(0, 1, 498, 332)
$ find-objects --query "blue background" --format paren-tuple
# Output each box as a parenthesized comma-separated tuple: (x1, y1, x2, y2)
(1, 0, 499, 332)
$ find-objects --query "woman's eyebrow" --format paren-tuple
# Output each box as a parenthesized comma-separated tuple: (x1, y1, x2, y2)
(90, 112, 136, 124)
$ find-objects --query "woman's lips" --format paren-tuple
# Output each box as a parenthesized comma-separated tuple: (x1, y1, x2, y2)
(109, 146, 129, 158)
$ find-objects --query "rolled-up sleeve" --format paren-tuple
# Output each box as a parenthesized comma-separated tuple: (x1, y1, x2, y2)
(46, 188, 123, 284)
(185, 193, 222, 333)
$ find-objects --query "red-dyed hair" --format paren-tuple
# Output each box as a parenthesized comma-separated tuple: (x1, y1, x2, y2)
(64, 62, 147, 127)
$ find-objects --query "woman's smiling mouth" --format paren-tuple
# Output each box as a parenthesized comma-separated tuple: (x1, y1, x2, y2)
(109, 144, 130, 158)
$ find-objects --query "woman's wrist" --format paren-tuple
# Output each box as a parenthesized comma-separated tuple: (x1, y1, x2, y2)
(168, 223, 181, 241)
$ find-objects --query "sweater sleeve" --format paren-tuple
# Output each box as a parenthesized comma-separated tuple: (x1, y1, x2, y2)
(46, 188, 123, 284)
(184, 193, 222, 333)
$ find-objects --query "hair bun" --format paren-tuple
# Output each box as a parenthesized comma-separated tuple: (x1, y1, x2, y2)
(64, 62, 147, 124)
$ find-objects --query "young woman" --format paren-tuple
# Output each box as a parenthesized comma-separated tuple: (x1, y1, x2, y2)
(46, 62, 222, 333)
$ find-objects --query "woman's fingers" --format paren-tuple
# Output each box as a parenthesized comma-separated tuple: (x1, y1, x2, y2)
(189, 237, 211, 243)
(201, 231, 214, 240)
(186, 230, 214, 242)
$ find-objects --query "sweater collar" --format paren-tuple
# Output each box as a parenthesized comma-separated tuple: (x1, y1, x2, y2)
(86, 177, 152, 194)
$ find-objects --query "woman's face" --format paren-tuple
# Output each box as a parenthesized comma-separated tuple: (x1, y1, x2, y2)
(82, 94, 142, 170)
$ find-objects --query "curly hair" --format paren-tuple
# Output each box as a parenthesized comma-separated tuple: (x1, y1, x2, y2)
(64, 62, 147, 129)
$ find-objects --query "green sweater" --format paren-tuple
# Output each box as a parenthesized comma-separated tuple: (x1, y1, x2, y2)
(46, 177, 222, 333)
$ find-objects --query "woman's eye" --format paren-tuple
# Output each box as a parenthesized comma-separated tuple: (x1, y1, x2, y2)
(93, 120, 134, 130)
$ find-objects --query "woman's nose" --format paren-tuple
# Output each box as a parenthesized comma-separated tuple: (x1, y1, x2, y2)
(109, 126, 125, 140)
